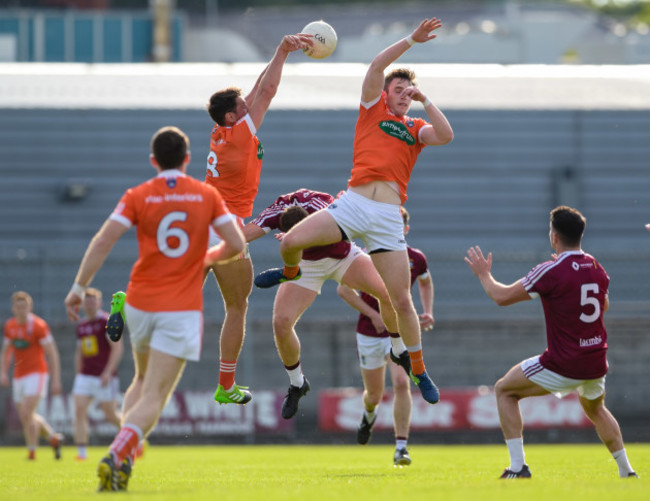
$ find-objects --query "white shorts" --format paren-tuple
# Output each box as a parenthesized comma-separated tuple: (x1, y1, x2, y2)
(521, 355, 606, 400)
(208, 217, 250, 259)
(12, 372, 48, 403)
(327, 190, 407, 253)
(125, 304, 203, 362)
(293, 244, 363, 293)
(356, 333, 391, 370)
(72, 374, 120, 402)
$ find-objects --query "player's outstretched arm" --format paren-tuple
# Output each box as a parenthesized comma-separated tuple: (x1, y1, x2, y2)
(464, 245, 530, 306)
(205, 218, 245, 267)
(242, 222, 266, 243)
(361, 17, 442, 103)
(248, 33, 313, 129)
(65, 219, 128, 322)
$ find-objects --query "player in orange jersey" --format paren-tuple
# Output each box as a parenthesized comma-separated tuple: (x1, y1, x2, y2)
(255, 17, 453, 405)
(64, 126, 244, 492)
(1, 291, 63, 460)
(203, 32, 313, 405)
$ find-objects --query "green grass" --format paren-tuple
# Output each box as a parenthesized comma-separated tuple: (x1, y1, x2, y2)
(0, 443, 646, 501)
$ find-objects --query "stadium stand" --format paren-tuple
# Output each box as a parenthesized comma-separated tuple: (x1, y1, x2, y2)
(1, 64, 649, 443)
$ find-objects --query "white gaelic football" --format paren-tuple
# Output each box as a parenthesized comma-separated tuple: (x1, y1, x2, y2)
(301, 20, 337, 59)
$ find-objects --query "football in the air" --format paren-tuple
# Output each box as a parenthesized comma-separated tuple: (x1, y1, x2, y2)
(301, 20, 337, 59)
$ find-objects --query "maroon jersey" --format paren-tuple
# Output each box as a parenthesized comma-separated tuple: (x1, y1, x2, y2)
(250, 188, 351, 260)
(521, 250, 609, 379)
(76, 312, 115, 377)
(356, 247, 429, 338)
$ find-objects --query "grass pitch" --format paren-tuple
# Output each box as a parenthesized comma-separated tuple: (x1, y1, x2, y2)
(0, 443, 646, 501)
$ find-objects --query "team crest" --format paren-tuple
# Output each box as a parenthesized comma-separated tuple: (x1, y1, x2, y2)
(166, 178, 177, 189)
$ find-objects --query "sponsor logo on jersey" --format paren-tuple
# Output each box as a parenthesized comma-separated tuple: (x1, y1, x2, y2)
(579, 335, 603, 347)
(12, 339, 30, 350)
(257, 142, 264, 160)
(378, 121, 415, 145)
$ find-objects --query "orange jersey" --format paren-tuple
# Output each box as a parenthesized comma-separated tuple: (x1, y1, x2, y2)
(204, 114, 264, 218)
(110, 170, 232, 312)
(3, 314, 51, 378)
(349, 92, 429, 204)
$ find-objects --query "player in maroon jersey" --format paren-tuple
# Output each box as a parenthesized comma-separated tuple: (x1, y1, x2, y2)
(465, 205, 637, 479)
(337, 206, 434, 466)
(72, 288, 123, 460)
(244, 188, 410, 420)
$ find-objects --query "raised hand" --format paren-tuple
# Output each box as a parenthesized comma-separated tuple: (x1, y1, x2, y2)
(410, 17, 443, 44)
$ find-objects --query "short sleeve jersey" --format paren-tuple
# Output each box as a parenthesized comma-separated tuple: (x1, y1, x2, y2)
(250, 188, 352, 261)
(521, 250, 609, 379)
(204, 114, 263, 218)
(110, 170, 231, 312)
(3, 313, 51, 378)
(356, 247, 429, 338)
(348, 92, 430, 204)
(76, 312, 115, 377)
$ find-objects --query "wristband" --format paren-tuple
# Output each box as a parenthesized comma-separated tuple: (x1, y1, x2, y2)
(405, 35, 415, 46)
(423, 98, 432, 107)
(70, 282, 86, 298)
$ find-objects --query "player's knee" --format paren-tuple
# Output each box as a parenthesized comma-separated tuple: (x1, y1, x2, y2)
(272, 314, 294, 337)
(365, 389, 383, 407)
(393, 375, 410, 394)
(389, 294, 414, 316)
(224, 296, 249, 314)
(494, 377, 510, 398)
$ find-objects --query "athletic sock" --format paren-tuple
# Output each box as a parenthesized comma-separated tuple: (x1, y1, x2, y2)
(505, 437, 525, 472)
(388, 332, 407, 354)
(285, 361, 305, 388)
(109, 423, 143, 465)
(219, 359, 237, 390)
(395, 437, 408, 450)
(364, 408, 377, 423)
(77, 445, 87, 459)
(406, 345, 425, 375)
(283, 265, 300, 279)
(612, 448, 635, 477)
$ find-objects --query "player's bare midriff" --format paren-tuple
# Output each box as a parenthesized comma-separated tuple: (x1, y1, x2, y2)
(350, 180, 401, 205)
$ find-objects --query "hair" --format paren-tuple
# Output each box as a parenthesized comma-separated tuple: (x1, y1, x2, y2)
(279, 206, 309, 232)
(207, 87, 242, 126)
(84, 287, 102, 300)
(550, 205, 586, 247)
(150, 126, 189, 170)
(11, 290, 33, 306)
(400, 206, 410, 226)
(384, 68, 417, 92)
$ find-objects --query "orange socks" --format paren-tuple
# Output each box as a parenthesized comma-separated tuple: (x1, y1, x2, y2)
(408, 349, 425, 375)
(219, 359, 237, 390)
(283, 265, 300, 279)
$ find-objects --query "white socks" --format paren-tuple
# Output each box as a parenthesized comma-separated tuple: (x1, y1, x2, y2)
(612, 448, 635, 477)
(389, 335, 407, 355)
(286, 364, 305, 388)
(505, 437, 525, 472)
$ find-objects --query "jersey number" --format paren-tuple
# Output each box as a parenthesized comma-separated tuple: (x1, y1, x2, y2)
(579, 283, 600, 323)
(158, 212, 189, 258)
(206, 151, 219, 178)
